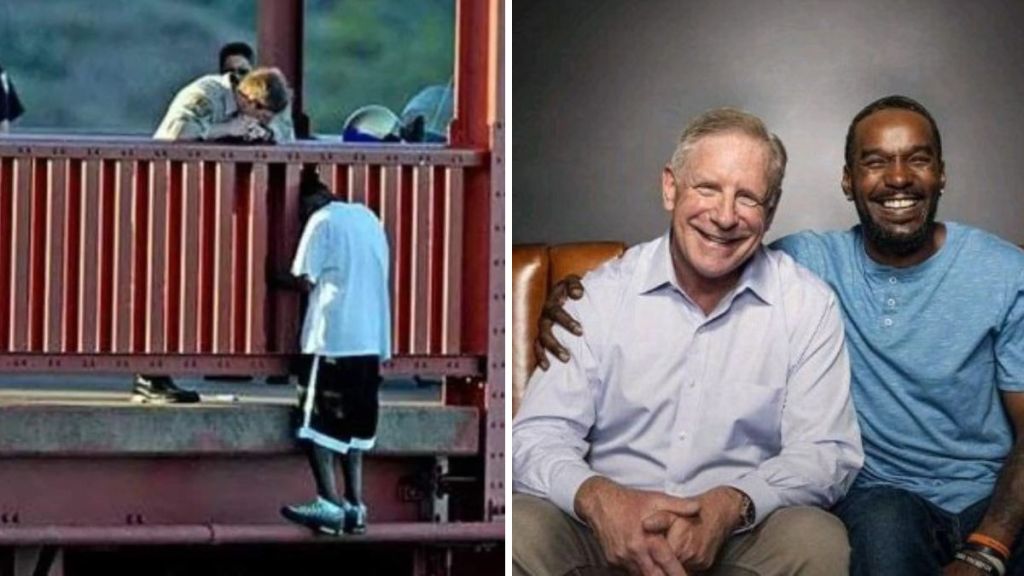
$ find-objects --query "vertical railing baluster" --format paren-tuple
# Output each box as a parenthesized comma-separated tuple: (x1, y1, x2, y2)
(411, 165, 431, 353)
(351, 162, 367, 205)
(148, 160, 168, 353)
(428, 165, 446, 354)
(28, 157, 48, 351)
(46, 158, 67, 353)
(131, 161, 151, 353)
(381, 164, 401, 357)
(165, 161, 183, 353)
(79, 159, 101, 353)
(395, 166, 414, 354)
(0, 158, 12, 351)
(9, 158, 31, 351)
(183, 161, 203, 353)
(98, 160, 117, 352)
(231, 161, 250, 354)
(114, 159, 136, 352)
(249, 163, 269, 353)
(444, 167, 465, 354)
(215, 161, 235, 353)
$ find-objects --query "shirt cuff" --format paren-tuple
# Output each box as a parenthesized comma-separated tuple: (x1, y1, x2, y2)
(289, 264, 315, 284)
(726, 474, 783, 532)
(548, 463, 598, 522)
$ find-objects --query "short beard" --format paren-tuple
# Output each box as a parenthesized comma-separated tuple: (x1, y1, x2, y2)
(854, 194, 939, 257)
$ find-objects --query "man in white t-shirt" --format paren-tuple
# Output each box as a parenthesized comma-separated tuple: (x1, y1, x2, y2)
(276, 176, 391, 535)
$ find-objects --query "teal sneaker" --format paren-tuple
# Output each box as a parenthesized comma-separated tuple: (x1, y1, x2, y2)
(344, 502, 367, 535)
(280, 497, 345, 535)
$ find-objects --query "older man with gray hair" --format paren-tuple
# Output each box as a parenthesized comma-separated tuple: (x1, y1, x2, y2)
(511, 108, 863, 576)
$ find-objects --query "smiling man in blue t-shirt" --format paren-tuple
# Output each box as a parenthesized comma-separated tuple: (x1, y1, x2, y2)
(535, 96, 1024, 575)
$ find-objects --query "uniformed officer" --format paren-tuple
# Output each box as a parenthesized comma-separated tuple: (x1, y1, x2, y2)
(218, 41, 254, 87)
(137, 66, 297, 404)
(154, 66, 294, 143)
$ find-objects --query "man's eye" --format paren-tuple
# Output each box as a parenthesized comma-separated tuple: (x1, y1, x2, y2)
(736, 195, 762, 208)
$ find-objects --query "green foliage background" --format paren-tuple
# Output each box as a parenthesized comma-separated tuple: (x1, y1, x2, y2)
(0, 0, 453, 135)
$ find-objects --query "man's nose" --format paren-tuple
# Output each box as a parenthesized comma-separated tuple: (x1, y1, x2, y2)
(884, 158, 912, 188)
(710, 195, 738, 229)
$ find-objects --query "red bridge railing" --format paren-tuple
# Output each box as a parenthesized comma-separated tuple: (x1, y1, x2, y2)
(0, 137, 485, 376)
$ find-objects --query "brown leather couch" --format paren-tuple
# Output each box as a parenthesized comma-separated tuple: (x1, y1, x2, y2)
(511, 242, 626, 417)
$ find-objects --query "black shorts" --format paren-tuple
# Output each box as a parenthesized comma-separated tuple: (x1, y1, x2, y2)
(296, 355, 381, 454)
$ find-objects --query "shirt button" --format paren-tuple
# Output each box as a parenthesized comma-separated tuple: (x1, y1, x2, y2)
(889, 277, 898, 284)
(883, 318, 893, 327)
(887, 298, 896, 307)
(678, 431, 687, 440)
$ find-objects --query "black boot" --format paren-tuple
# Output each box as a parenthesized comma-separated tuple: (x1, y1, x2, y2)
(132, 375, 200, 404)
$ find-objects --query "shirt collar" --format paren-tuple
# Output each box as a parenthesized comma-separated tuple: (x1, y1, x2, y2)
(639, 232, 775, 306)
(218, 73, 240, 117)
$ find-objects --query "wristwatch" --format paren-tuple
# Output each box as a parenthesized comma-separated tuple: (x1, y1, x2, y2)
(736, 490, 756, 530)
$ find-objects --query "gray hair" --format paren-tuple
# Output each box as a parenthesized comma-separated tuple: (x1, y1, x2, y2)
(668, 107, 788, 213)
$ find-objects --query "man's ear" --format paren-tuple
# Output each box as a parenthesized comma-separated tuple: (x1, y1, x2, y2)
(763, 192, 780, 230)
(662, 167, 678, 212)
(938, 161, 946, 194)
(841, 166, 853, 201)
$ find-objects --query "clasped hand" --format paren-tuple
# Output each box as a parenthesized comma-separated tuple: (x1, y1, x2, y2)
(224, 115, 272, 142)
(578, 478, 741, 576)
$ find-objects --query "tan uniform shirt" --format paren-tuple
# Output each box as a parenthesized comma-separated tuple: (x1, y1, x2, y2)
(153, 73, 294, 142)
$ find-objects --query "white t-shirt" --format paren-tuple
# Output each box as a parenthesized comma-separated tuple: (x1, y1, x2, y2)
(290, 202, 392, 360)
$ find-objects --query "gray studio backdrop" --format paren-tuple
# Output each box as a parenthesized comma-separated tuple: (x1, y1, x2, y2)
(512, 0, 1024, 247)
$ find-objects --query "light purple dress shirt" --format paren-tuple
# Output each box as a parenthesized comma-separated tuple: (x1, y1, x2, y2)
(511, 234, 863, 527)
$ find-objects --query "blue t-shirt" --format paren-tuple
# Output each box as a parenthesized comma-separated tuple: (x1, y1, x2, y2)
(291, 202, 392, 360)
(772, 222, 1024, 513)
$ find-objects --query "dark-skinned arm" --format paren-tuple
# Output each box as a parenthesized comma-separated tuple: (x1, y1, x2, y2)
(970, 392, 1024, 545)
(533, 274, 585, 370)
(267, 268, 313, 293)
(945, 392, 1024, 575)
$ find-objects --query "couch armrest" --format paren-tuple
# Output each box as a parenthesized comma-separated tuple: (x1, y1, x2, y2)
(511, 242, 626, 418)
(512, 245, 550, 417)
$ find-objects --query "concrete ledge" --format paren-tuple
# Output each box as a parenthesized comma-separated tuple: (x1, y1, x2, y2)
(0, 402, 478, 456)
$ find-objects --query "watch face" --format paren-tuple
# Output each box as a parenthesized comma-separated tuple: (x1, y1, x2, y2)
(739, 494, 755, 527)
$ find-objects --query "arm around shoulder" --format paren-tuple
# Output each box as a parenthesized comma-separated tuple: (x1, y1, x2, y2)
(512, 295, 603, 519)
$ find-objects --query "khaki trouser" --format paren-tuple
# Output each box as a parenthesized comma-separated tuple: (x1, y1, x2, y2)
(512, 493, 849, 576)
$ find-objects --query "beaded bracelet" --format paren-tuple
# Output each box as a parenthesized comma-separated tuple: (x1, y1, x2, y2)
(967, 533, 1011, 561)
(954, 550, 999, 575)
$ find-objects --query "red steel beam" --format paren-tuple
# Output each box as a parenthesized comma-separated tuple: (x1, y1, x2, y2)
(0, 139, 484, 165)
(453, 0, 497, 355)
(0, 522, 504, 546)
(0, 354, 482, 378)
(258, 0, 305, 135)
(450, 0, 504, 523)
(484, 0, 507, 522)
